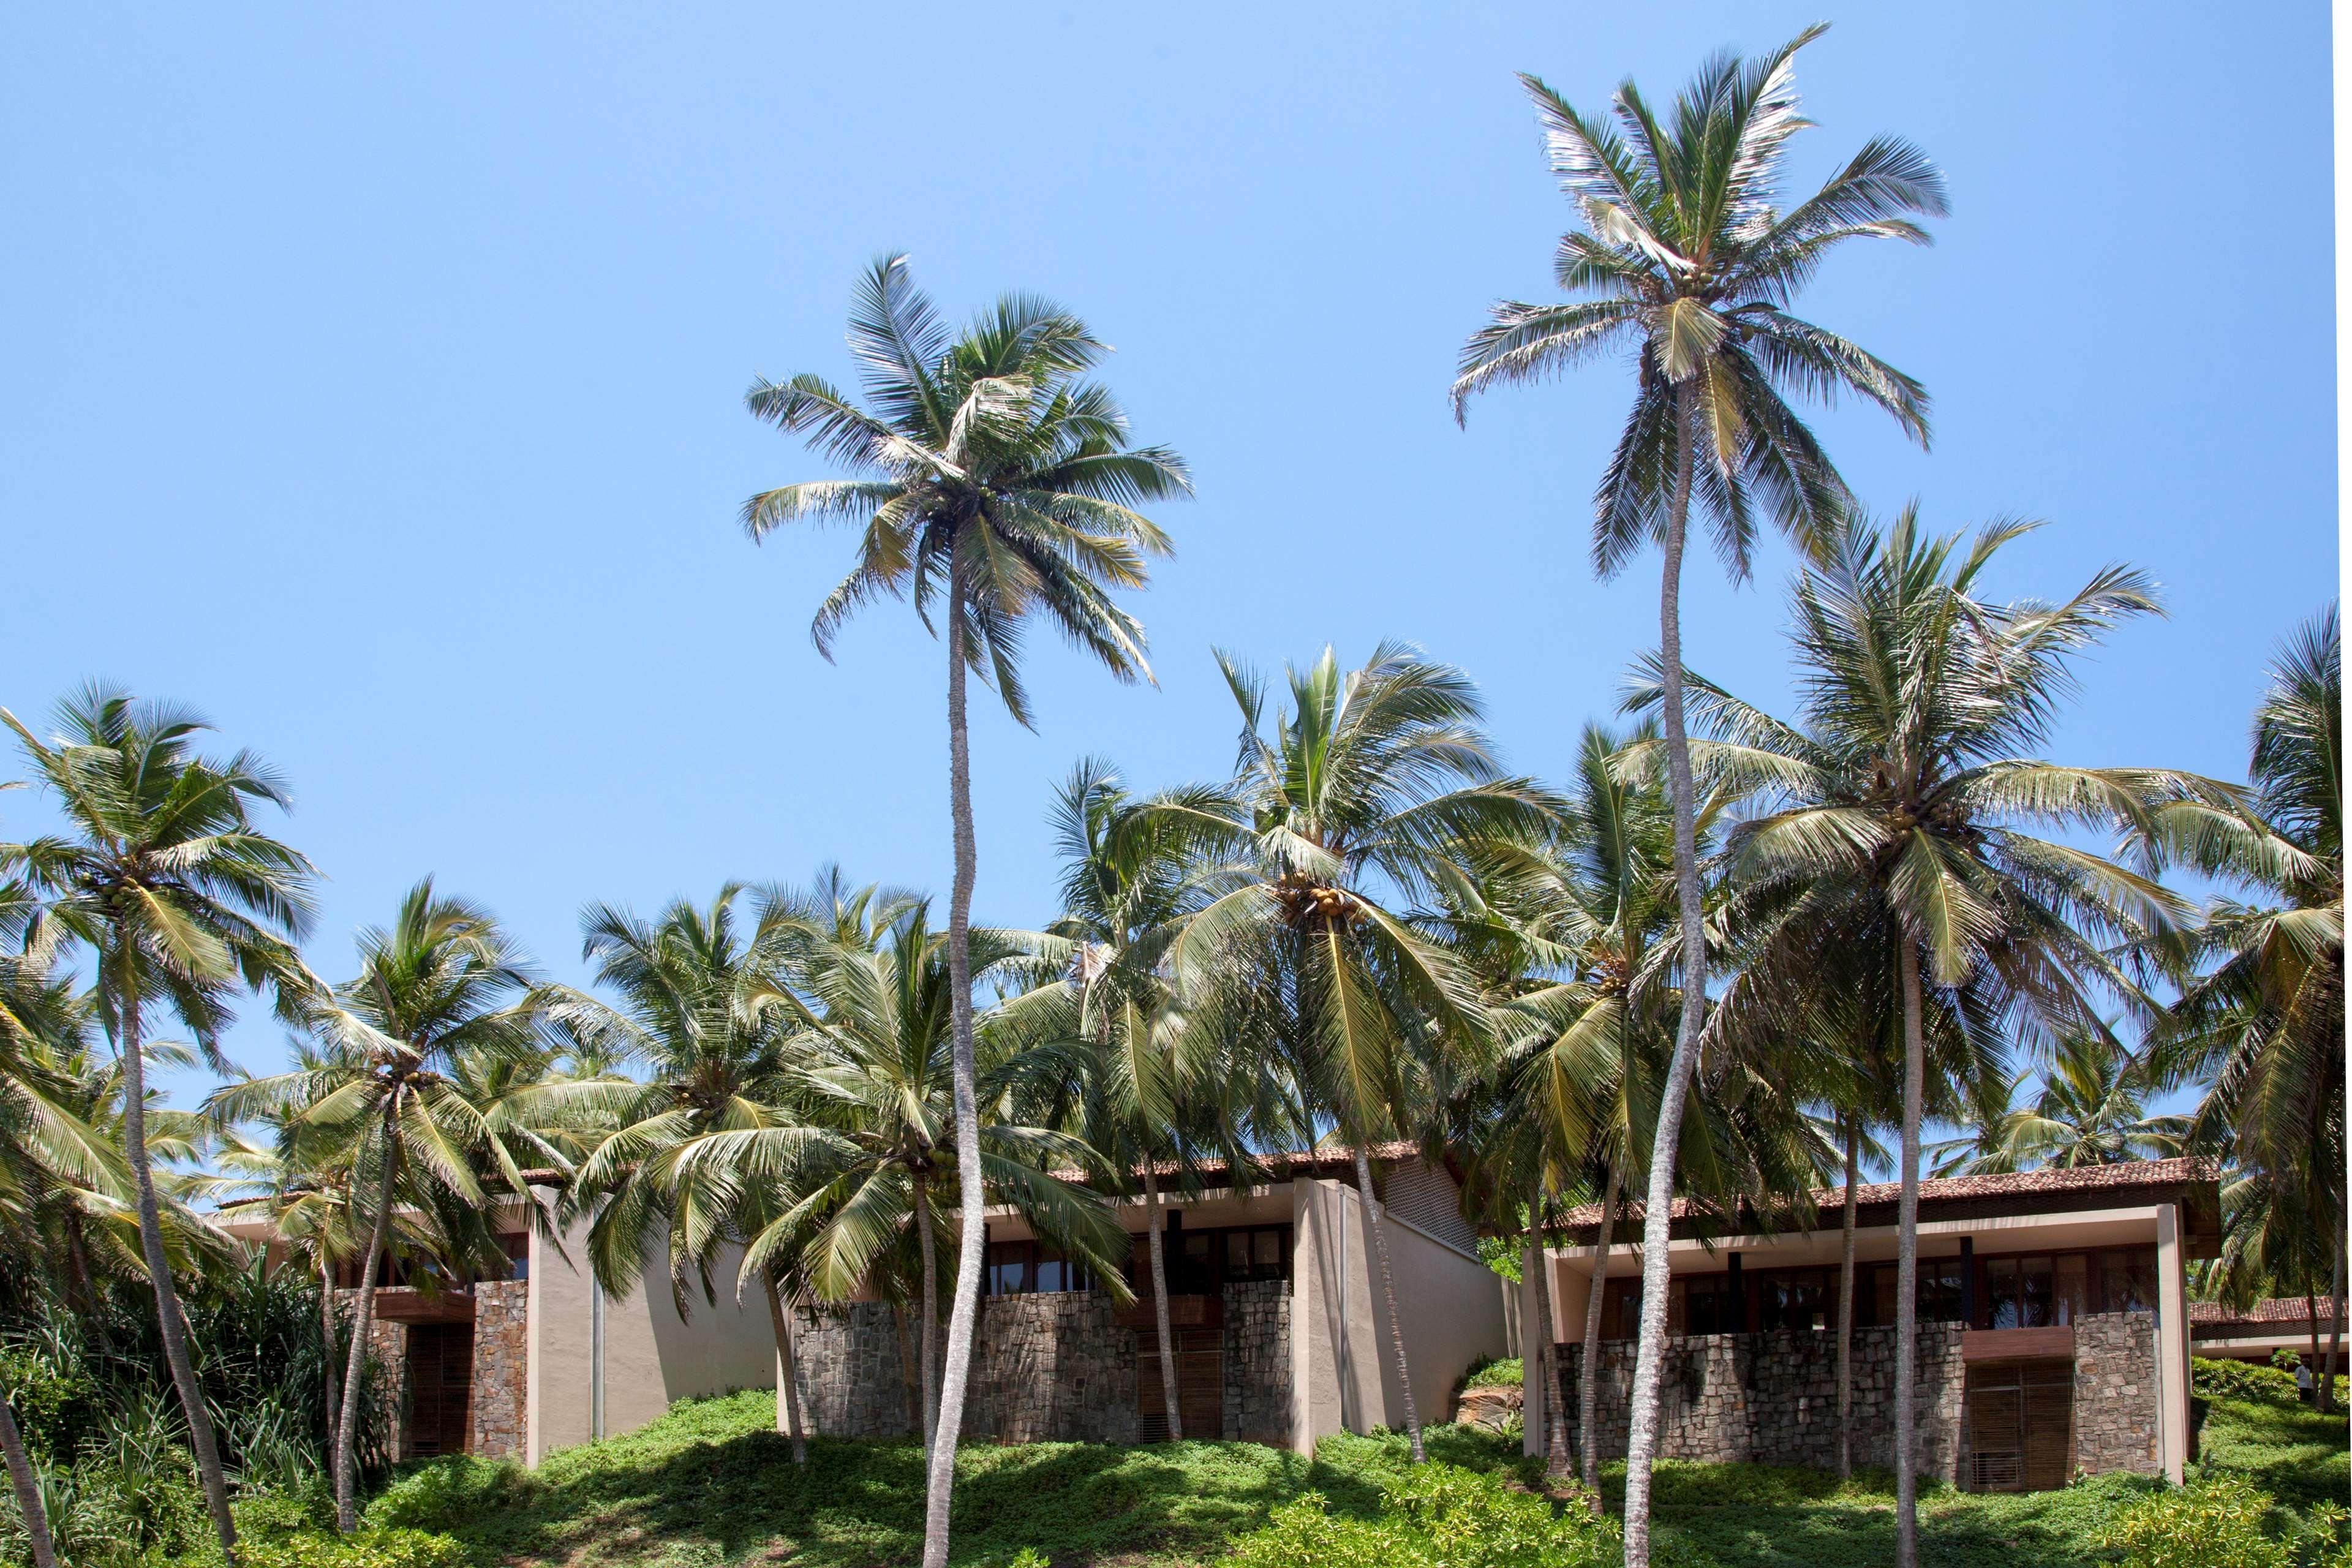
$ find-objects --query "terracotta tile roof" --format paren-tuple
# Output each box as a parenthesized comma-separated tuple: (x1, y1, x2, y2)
(2191, 1296, 2345, 1330)
(1050, 1140, 1422, 1188)
(1555, 1156, 2221, 1232)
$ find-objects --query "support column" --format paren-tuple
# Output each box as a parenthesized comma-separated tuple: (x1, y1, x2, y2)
(2155, 1204, 2188, 1483)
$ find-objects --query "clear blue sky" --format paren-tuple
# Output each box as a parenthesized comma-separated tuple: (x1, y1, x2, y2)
(1, 4, 2334, 1117)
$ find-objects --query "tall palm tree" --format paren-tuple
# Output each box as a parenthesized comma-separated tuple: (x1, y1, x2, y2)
(208, 1109, 374, 1503)
(2146, 606, 2344, 1398)
(540, 886, 827, 1465)
(743, 254, 1187, 1568)
(210, 880, 547, 1532)
(1650, 510, 2219, 1567)
(739, 896, 1128, 1453)
(1031, 760, 1242, 1440)
(1930, 1028, 2185, 1175)
(1158, 643, 1556, 1462)
(1, 689, 317, 1564)
(1450, 32, 1942, 1560)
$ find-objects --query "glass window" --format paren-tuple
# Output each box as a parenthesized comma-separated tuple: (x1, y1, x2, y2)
(1758, 1268, 1831, 1332)
(2098, 1248, 2157, 1315)
(986, 1243, 1033, 1297)
(2054, 1255, 2089, 1325)
(1683, 1274, 1738, 1335)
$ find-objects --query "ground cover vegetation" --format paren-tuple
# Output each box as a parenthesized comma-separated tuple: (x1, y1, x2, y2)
(0, 21, 2340, 1568)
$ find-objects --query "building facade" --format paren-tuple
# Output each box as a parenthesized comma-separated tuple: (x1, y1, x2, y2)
(1519, 1159, 2220, 1491)
(224, 1147, 1512, 1466)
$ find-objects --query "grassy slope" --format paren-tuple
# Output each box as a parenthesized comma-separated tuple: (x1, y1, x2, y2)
(369, 1389, 2347, 1568)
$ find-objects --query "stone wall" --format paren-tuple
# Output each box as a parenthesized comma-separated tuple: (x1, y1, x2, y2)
(2073, 1311, 2160, 1475)
(790, 1283, 1297, 1447)
(965, 1291, 1139, 1445)
(790, 1301, 919, 1439)
(1223, 1279, 1291, 1444)
(470, 1283, 529, 1460)
(1562, 1324, 1967, 1480)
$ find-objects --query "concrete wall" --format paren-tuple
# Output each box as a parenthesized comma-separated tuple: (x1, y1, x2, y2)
(1289, 1174, 1510, 1452)
(1562, 1324, 1969, 1480)
(526, 1221, 778, 1464)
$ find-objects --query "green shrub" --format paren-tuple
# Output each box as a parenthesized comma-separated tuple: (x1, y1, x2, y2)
(2102, 1477, 2297, 1568)
(363, 1453, 532, 1534)
(1226, 1462, 1623, 1568)
(239, 1528, 469, 1568)
(2198, 1357, 2305, 1406)
(1461, 1357, 1523, 1390)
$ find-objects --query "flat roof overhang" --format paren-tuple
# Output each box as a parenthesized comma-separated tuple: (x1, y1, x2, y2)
(1545, 1203, 2182, 1278)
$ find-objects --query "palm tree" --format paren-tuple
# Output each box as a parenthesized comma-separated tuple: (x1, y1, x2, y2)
(540, 885, 827, 1465)
(739, 894, 1128, 1454)
(1450, 32, 1942, 1560)
(2146, 606, 2344, 1402)
(1031, 760, 1240, 1440)
(1, 689, 317, 1564)
(1158, 643, 1556, 1462)
(210, 880, 547, 1532)
(208, 1110, 374, 1502)
(1931, 1029, 2185, 1175)
(742, 254, 1188, 1568)
(1649, 510, 2220, 1568)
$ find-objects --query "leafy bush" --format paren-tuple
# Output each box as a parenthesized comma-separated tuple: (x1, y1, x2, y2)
(2198, 1357, 2305, 1405)
(1461, 1357, 1522, 1390)
(2101, 1477, 2311, 1568)
(1226, 1463, 1624, 1568)
(239, 1528, 470, 1568)
(364, 1455, 532, 1534)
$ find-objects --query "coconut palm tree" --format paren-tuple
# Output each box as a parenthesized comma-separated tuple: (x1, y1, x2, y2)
(739, 895, 1128, 1453)
(537, 885, 831, 1464)
(209, 880, 548, 1532)
(742, 254, 1188, 1568)
(1643, 509, 2222, 1567)
(2146, 606, 2344, 1381)
(1027, 760, 1250, 1440)
(1450, 32, 1942, 1558)
(1, 689, 317, 1564)
(1156, 643, 1557, 1462)
(1930, 1028, 2185, 1175)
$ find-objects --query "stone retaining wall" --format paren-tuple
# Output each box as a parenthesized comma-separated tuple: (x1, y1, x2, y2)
(965, 1291, 1138, 1444)
(470, 1282, 529, 1460)
(364, 1316, 409, 1460)
(790, 1283, 1297, 1446)
(1562, 1323, 1967, 1479)
(2072, 1311, 2160, 1475)
(1223, 1279, 1291, 1444)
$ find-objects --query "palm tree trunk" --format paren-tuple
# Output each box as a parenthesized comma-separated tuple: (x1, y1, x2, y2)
(924, 562, 989, 1568)
(1352, 1145, 1424, 1462)
(913, 1169, 940, 1455)
(1836, 1117, 1859, 1480)
(1526, 1183, 1569, 1477)
(1894, 941, 1926, 1568)
(0, 1362, 57, 1568)
(767, 1276, 809, 1465)
(337, 1106, 400, 1534)
(319, 1253, 343, 1502)
(1621, 376, 1706, 1568)
(894, 1303, 922, 1434)
(2326, 1245, 2343, 1414)
(1144, 1158, 1182, 1441)
(2306, 1285, 2325, 1408)
(115, 987, 240, 1564)
(1579, 1160, 1620, 1502)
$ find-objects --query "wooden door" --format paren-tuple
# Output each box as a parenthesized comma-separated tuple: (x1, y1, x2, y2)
(1137, 1327, 1221, 1442)
(1965, 1360, 2071, 1491)
(405, 1324, 474, 1459)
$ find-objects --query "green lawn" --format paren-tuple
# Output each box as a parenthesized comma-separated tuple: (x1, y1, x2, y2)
(364, 1386, 2348, 1568)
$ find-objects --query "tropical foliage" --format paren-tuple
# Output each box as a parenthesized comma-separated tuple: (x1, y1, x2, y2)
(0, 28, 2337, 1568)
